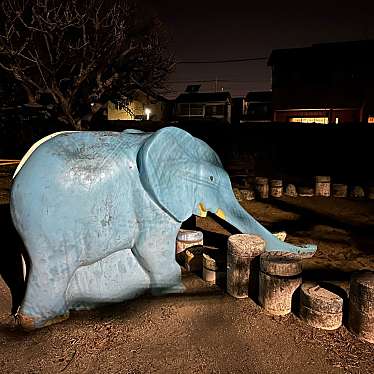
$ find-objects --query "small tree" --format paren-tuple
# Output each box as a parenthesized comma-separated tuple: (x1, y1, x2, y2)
(0, 0, 174, 129)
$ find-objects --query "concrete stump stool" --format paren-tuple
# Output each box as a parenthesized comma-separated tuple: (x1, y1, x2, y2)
(203, 253, 219, 283)
(332, 184, 348, 198)
(350, 186, 365, 199)
(270, 179, 283, 198)
(255, 177, 269, 199)
(315, 176, 331, 197)
(241, 188, 255, 201)
(285, 184, 298, 197)
(227, 234, 265, 299)
(298, 186, 314, 197)
(233, 188, 243, 202)
(348, 271, 374, 343)
(176, 229, 203, 254)
(368, 187, 374, 200)
(300, 283, 343, 330)
(259, 252, 302, 315)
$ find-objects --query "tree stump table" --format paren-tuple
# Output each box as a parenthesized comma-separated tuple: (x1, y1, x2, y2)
(300, 282, 343, 330)
(348, 271, 374, 343)
(227, 234, 265, 299)
(270, 179, 283, 198)
(315, 176, 331, 197)
(259, 252, 302, 315)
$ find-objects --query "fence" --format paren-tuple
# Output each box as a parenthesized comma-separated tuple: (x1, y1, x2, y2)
(1, 119, 373, 185)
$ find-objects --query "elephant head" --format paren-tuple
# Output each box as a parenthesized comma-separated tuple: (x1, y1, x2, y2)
(137, 127, 316, 256)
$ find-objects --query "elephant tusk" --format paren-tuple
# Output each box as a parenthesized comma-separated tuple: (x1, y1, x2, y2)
(215, 208, 226, 220)
(273, 231, 287, 242)
(198, 202, 207, 217)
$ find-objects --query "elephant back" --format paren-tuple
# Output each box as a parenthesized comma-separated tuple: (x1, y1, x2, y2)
(13, 131, 77, 179)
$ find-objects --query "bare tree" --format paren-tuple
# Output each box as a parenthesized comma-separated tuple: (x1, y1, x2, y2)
(0, 0, 174, 129)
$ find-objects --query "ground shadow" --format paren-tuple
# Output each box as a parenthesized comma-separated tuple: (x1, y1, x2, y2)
(267, 198, 374, 236)
(264, 198, 374, 255)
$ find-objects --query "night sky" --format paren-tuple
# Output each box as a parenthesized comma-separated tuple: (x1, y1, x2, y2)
(146, 0, 374, 98)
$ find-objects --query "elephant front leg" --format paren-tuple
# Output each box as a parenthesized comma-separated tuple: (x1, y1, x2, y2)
(133, 227, 185, 295)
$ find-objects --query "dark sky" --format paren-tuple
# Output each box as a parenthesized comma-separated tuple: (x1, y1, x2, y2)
(145, 1, 374, 98)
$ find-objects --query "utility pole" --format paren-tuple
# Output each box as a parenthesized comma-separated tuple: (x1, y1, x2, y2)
(215, 77, 218, 92)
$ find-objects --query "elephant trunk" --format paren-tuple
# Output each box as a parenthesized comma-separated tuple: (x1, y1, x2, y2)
(220, 196, 317, 257)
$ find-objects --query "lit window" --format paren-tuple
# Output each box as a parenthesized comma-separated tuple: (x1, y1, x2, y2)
(368, 116, 374, 124)
(289, 117, 329, 124)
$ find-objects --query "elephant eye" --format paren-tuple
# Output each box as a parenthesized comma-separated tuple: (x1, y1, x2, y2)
(209, 176, 214, 182)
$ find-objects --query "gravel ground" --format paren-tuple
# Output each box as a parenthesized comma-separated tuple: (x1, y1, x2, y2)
(0, 163, 373, 373)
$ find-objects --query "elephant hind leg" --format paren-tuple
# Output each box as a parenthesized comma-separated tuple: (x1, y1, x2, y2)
(18, 311, 70, 331)
(18, 247, 78, 330)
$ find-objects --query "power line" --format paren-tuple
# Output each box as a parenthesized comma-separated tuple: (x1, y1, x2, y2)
(176, 57, 268, 64)
(168, 79, 269, 83)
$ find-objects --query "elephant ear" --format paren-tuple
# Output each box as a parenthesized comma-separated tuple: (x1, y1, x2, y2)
(137, 127, 221, 222)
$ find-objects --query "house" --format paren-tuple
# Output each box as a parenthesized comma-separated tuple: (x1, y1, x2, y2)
(107, 89, 169, 121)
(268, 40, 374, 124)
(175, 91, 232, 123)
(231, 97, 245, 125)
(243, 91, 272, 122)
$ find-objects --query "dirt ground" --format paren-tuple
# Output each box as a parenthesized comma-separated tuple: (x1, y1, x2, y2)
(0, 163, 373, 373)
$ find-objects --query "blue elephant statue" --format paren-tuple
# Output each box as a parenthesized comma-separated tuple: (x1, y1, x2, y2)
(10, 126, 316, 329)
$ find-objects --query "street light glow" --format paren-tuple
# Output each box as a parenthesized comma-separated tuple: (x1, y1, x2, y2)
(145, 108, 151, 120)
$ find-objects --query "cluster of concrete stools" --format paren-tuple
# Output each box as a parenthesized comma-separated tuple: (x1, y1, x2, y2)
(233, 176, 374, 200)
(176, 230, 374, 344)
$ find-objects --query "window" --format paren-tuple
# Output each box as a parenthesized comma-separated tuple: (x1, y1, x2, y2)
(178, 103, 204, 116)
(368, 116, 374, 124)
(215, 105, 224, 115)
(206, 104, 225, 116)
(178, 104, 189, 116)
(190, 104, 204, 116)
(289, 117, 329, 124)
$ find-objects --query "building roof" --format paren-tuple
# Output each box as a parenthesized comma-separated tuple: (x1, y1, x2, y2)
(268, 40, 374, 66)
(138, 88, 169, 103)
(176, 91, 231, 103)
(245, 91, 272, 102)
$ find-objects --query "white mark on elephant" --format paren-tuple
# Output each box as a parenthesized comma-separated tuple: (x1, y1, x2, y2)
(13, 131, 77, 179)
